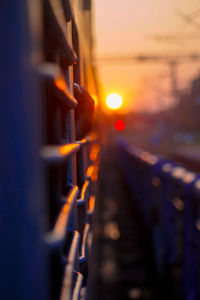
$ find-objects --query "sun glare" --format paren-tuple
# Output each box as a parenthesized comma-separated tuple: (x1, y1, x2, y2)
(106, 93, 123, 110)
(92, 94, 98, 107)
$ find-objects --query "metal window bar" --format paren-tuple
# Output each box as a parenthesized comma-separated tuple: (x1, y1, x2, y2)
(0, 1, 99, 300)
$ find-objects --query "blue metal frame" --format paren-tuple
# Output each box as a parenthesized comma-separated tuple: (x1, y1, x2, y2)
(0, 1, 99, 299)
(0, 1, 47, 299)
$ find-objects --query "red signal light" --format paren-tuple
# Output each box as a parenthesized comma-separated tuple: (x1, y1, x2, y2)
(114, 120, 125, 131)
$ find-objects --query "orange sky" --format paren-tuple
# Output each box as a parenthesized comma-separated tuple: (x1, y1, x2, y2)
(93, 0, 200, 112)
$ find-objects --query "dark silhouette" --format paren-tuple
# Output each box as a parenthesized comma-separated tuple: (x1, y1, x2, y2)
(74, 83, 95, 140)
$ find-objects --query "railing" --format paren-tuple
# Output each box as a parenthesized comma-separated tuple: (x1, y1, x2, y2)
(44, 136, 99, 300)
(0, 1, 99, 299)
(117, 140, 200, 300)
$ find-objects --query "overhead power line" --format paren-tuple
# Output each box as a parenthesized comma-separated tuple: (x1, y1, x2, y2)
(96, 53, 200, 107)
(96, 53, 200, 65)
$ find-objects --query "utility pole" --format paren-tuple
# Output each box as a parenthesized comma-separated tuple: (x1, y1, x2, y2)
(169, 60, 178, 106)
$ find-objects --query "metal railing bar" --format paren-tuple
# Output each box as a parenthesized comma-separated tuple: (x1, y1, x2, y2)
(60, 230, 80, 300)
(71, 271, 84, 300)
(39, 63, 78, 109)
(45, 186, 79, 245)
(80, 223, 90, 260)
(126, 143, 200, 198)
(87, 195, 95, 217)
(77, 180, 90, 232)
(76, 138, 89, 147)
(86, 165, 95, 179)
(41, 135, 96, 165)
(119, 141, 200, 299)
(39, 63, 62, 79)
(65, 230, 80, 265)
(62, 0, 73, 22)
(77, 133, 98, 145)
(47, 0, 77, 65)
(76, 175, 91, 206)
(41, 143, 81, 164)
(48, 0, 70, 40)
(80, 180, 90, 201)
(50, 79, 77, 110)
(76, 134, 97, 147)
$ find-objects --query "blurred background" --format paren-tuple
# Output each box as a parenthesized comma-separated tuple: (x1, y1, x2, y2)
(93, 0, 200, 169)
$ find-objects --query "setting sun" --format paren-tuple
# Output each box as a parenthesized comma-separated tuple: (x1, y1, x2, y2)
(106, 93, 123, 110)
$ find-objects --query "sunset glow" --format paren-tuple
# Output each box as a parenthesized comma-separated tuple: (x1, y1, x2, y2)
(92, 94, 98, 107)
(106, 93, 123, 110)
(94, 0, 200, 112)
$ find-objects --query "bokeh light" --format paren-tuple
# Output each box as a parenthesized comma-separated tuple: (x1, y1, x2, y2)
(115, 120, 125, 131)
(106, 93, 123, 110)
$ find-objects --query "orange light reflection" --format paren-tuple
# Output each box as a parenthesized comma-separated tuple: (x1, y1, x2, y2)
(54, 78, 67, 91)
(90, 144, 100, 161)
(88, 195, 95, 213)
(92, 94, 98, 107)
